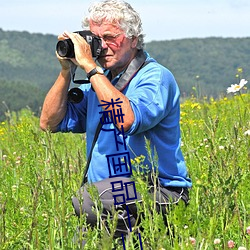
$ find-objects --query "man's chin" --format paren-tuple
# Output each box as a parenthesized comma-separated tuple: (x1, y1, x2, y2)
(98, 59, 113, 69)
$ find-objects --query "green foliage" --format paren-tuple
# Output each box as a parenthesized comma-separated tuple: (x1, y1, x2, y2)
(180, 94, 250, 249)
(0, 109, 86, 249)
(0, 79, 46, 121)
(0, 93, 249, 249)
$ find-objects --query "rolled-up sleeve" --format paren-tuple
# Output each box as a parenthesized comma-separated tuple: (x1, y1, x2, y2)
(125, 64, 179, 135)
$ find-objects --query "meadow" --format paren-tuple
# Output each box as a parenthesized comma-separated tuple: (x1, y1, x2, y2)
(0, 90, 249, 249)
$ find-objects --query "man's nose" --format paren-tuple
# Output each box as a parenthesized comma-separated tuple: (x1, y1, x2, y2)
(101, 38, 108, 49)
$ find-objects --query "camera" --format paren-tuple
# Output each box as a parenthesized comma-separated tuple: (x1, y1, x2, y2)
(56, 30, 102, 58)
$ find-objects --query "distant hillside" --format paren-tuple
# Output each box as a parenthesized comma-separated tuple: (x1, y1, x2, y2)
(0, 28, 249, 120)
(0, 29, 60, 88)
(0, 29, 60, 120)
(145, 37, 250, 97)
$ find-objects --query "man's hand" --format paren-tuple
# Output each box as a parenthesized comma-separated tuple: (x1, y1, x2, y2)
(62, 31, 96, 73)
(56, 33, 79, 71)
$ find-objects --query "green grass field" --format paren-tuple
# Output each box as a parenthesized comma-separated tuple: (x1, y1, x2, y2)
(0, 91, 249, 249)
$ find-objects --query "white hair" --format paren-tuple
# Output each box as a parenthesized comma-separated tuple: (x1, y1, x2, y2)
(82, 0, 145, 49)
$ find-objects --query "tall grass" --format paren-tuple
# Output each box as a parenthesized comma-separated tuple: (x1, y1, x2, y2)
(0, 93, 249, 249)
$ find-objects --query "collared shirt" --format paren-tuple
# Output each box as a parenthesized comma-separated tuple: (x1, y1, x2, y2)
(57, 52, 192, 188)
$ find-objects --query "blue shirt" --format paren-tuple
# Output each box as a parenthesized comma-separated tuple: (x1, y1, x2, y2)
(58, 52, 192, 188)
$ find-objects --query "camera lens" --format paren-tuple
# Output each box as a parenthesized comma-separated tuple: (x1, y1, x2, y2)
(56, 39, 74, 58)
(68, 88, 84, 103)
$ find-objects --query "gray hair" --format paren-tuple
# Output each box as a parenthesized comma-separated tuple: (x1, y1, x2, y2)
(82, 0, 145, 49)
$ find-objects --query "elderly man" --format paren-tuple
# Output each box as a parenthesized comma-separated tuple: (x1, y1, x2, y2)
(40, 0, 192, 245)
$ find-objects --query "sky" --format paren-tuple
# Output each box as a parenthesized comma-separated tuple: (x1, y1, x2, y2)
(1, 0, 250, 42)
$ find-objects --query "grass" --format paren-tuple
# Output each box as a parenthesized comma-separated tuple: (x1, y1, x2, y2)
(0, 92, 249, 249)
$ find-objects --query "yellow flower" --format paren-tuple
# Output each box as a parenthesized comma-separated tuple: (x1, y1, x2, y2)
(191, 103, 201, 109)
(237, 67, 243, 73)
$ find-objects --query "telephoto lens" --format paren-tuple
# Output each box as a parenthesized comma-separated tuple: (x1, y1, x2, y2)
(56, 31, 102, 59)
(56, 39, 75, 58)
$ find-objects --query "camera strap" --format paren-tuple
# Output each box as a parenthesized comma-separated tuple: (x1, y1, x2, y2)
(114, 49, 148, 91)
(81, 50, 150, 185)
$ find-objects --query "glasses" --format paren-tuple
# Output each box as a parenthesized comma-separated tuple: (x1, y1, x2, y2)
(96, 33, 124, 46)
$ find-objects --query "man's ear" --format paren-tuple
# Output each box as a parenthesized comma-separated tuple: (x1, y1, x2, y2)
(131, 36, 139, 48)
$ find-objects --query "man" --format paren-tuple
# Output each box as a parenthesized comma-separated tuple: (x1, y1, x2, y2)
(40, 0, 192, 245)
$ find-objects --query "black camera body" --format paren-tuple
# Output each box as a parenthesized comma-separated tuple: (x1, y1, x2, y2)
(56, 30, 102, 58)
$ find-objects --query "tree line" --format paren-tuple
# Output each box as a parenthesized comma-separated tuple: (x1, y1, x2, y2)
(0, 28, 249, 120)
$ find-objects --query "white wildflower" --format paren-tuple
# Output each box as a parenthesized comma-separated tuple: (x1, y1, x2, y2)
(238, 247, 246, 250)
(244, 130, 250, 136)
(227, 79, 248, 93)
(214, 238, 221, 244)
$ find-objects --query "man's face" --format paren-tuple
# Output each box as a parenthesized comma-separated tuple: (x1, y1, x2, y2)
(89, 20, 138, 73)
